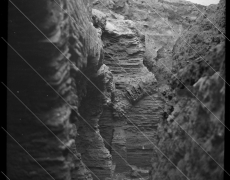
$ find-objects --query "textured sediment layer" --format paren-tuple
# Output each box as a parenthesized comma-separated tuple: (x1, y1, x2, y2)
(92, 9, 164, 175)
(7, 0, 111, 179)
(150, 0, 225, 180)
(75, 65, 114, 179)
(7, 0, 225, 179)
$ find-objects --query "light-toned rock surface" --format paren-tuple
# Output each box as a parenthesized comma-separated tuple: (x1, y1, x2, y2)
(93, 9, 162, 176)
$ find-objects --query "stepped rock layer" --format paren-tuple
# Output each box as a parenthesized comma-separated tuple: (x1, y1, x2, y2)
(75, 65, 114, 179)
(93, 0, 203, 85)
(92, 9, 164, 176)
(7, 0, 225, 179)
(90, 0, 205, 176)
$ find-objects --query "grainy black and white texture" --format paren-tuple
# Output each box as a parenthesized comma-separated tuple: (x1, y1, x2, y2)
(7, 0, 225, 179)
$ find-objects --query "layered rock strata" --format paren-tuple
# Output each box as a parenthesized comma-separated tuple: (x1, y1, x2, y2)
(7, 0, 225, 179)
(92, 0, 204, 86)
(92, 9, 164, 176)
(75, 65, 114, 179)
(7, 0, 111, 179)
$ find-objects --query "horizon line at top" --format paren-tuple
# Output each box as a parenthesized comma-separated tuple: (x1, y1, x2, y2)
(184, 0, 220, 6)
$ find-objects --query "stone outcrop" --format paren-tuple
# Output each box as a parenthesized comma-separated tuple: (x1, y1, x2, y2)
(75, 64, 114, 179)
(171, 0, 225, 77)
(150, 0, 225, 180)
(7, 0, 111, 179)
(151, 44, 225, 180)
(126, 0, 203, 84)
(7, 0, 225, 179)
(90, 0, 210, 176)
(92, 8, 164, 177)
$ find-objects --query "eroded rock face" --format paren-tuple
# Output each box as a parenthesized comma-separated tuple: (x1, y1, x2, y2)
(7, 0, 110, 179)
(172, 0, 225, 76)
(89, 0, 219, 177)
(92, 8, 164, 176)
(7, 0, 225, 179)
(150, 0, 225, 179)
(151, 45, 225, 180)
(75, 64, 114, 179)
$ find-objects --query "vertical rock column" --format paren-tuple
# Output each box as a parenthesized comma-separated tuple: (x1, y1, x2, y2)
(7, 0, 106, 179)
(75, 64, 114, 179)
(96, 11, 162, 174)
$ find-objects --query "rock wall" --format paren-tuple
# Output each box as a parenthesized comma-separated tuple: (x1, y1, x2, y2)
(7, 0, 225, 179)
(7, 0, 111, 179)
(92, 0, 225, 178)
(172, 0, 225, 78)
(150, 0, 225, 179)
(92, 8, 164, 176)
(90, 0, 205, 177)
(75, 65, 114, 179)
